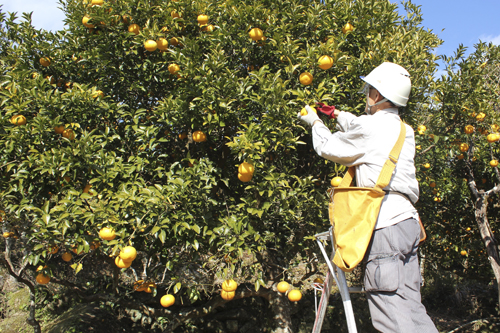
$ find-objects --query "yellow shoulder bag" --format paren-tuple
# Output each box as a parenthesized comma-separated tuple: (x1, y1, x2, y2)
(329, 121, 406, 272)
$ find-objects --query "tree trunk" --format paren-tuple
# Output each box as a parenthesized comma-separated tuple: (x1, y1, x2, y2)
(269, 291, 294, 333)
(475, 196, 500, 309)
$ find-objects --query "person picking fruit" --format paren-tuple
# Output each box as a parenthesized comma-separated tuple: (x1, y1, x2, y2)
(297, 62, 437, 333)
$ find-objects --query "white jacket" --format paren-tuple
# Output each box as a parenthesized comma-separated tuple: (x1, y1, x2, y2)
(312, 108, 419, 229)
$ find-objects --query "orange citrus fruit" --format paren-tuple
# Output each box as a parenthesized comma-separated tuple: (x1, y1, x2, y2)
(144, 40, 157, 52)
(40, 57, 51, 67)
(423, 163, 431, 169)
(48, 245, 59, 254)
(238, 162, 254, 176)
(120, 246, 137, 261)
(249, 28, 263, 41)
(160, 294, 175, 307)
(128, 24, 140, 35)
(331, 176, 342, 187)
(288, 289, 302, 302)
(61, 252, 73, 262)
(238, 173, 252, 182)
(178, 132, 187, 140)
(157, 38, 168, 50)
(299, 72, 313, 85)
(10, 115, 27, 126)
(54, 125, 65, 134)
(342, 22, 354, 34)
(464, 125, 474, 134)
(277, 281, 290, 293)
(487, 134, 498, 143)
(197, 14, 209, 25)
(221, 290, 235, 300)
(82, 16, 94, 28)
(318, 55, 333, 70)
(222, 279, 238, 292)
(168, 64, 180, 74)
(115, 256, 132, 268)
(193, 130, 207, 142)
(170, 37, 179, 46)
(36, 273, 50, 285)
(62, 129, 75, 140)
(459, 143, 469, 152)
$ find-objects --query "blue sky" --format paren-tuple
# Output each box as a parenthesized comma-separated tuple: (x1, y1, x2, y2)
(1, 0, 499, 65)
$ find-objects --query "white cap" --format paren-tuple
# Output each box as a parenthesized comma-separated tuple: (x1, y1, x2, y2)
(360, 62, 412, 107)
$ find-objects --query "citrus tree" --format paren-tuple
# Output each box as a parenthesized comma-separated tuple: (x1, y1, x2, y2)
(412, 42, 500, 306)
(0, 0, 442, 331)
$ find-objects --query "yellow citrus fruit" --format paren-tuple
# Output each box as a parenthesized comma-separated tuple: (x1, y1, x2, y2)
(417, 125, 426, 134)
(145, 282, 157, 293)
(99, 227, 116, 240)
(168, 63, 180, 74)
(115, 256, 132, 268)
(82, 15, 94, 28)
(318, 55, 334, 70)
(92, 0, 103, 5)
(423, 163, 430, 169)
(157, 38, 168, 50)
(62, 129, 75, 140)
(222, 279, 238, 292)
(40, 57, 51, 67)
(120, 246, 137, 262)
(299, 72, 313, 85)
(464, 125, 474, 134)
(434, 197, 442, 202)
(61, 252, 73, 262)
(128, 24, 140, 35)
(36, 273, 50, 285)
(460, 250, 467, 256)
(491, 124, 499, 132)
(193, 130, 207, 142)
(221, 290, 235, 300)
(160, 294, 175, 307)
(277, 281, 290, 293)
(144, 40, 157, 52)
(459, 143, 469, 152)
(416, 145, 421, 150)
(490, 160, 498, 167)
(288, 289, 302, 302)
(54, 125, 65, 134)
(342, 22, 354, 34)
(238, 162, 254, 176)
(3, 232, 12, 238)
(331, 176, 342, 187)
(249, 27, 263, 41)
(133, 280, 147, 292)
(10, 115, 27, 126)
(197, 14, 209, 25)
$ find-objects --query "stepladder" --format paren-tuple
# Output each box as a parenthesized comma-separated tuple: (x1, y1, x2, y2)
(312, 227, 364, 333)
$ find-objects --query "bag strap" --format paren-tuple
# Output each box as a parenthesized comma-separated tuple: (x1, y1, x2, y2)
(374, 121, 406, 190)
(337, 121, 406, 189)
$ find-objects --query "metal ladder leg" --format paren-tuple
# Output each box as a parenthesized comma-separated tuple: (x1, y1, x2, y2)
(312, 227, 358, 333)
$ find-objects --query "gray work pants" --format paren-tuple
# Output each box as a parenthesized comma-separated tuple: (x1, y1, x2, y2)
(364, 218, 438, 333)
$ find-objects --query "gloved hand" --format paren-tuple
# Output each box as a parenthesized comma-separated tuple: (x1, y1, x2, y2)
(315, 102, 336, 119)
(297, 105, 323, 127)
